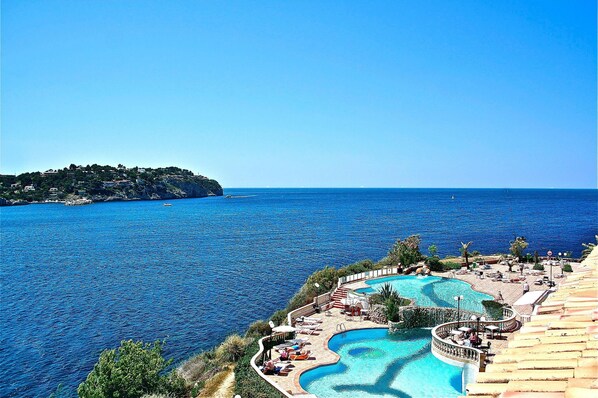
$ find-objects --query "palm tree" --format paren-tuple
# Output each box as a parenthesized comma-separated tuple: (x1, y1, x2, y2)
(581, 235, 598, 260)
(460, 241, 473, 269)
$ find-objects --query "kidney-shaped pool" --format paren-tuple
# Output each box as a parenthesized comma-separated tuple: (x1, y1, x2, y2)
(300, 328, 463, 398)
(356, 275, 493, 314)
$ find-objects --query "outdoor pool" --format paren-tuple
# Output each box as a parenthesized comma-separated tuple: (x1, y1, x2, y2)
(356, 275, 493, 314)
(300, 328, 463, 398)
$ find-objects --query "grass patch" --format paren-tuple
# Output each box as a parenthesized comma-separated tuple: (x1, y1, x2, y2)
(198, 366, 234, 398)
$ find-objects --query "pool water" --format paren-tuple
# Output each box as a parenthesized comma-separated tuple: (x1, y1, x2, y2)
(356, 275, 493, 314)
(300, 328, 463, 398)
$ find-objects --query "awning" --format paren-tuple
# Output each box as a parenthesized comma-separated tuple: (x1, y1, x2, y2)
(514, 290, 548, 306)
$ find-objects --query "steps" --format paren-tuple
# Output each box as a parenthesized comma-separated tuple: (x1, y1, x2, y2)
(330, 287, 349, 309)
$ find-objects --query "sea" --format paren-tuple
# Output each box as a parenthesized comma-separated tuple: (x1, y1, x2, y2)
(1, 188, 596, 397)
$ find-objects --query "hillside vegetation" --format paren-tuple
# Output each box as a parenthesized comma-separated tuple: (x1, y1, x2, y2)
(0, 164, 223, 205)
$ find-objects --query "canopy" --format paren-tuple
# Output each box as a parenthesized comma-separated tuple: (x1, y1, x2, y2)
(514, 290, 548, 306)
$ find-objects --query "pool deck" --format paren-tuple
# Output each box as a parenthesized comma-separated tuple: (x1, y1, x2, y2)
(263, 261, 588, 396)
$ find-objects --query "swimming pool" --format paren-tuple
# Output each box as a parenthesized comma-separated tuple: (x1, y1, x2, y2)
(300, 328, 463, 398)
(356, 275, 493, 314)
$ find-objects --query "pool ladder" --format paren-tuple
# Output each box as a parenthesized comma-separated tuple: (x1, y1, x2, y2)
(336, 322, 346, 332)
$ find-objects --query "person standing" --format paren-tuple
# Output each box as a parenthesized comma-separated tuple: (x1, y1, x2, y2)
(523, 281, 530, 295)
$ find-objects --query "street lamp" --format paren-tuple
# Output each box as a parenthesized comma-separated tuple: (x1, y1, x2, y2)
(470, 314, 486, 338)
(454, 295, 464, 328)
(314, 283, 321, 312)
(547, 250, 553, 286)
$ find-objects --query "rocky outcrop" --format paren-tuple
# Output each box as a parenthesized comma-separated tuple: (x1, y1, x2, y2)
(0, 165, 223, 205)
(91, 176, 223, 202)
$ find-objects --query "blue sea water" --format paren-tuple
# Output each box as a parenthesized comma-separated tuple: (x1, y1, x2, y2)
(1, 188, 596, 397)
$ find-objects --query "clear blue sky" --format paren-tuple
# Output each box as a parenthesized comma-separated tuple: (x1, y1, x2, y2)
(2, 0, 596, 188)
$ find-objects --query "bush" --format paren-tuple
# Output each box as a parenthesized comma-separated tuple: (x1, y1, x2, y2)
(388, 235, 424, 266)
(215, 334, 252, 363)
(443, 261, 462, 270)
(269, 309, 288, 326)
(78, 340, 187, 398)
(337, 260, 375, 278)
(374, 256, 395, 268)
(533, 263, 544, 271)
(178, 351, 219, 387)
(384, 298, 401, 322)
(482, 300, 505, 320)
(246, 320, 272, 337)
(234, 339, 284, 398)
(426, 256, 444, 272)
(563, 263, 573, 273)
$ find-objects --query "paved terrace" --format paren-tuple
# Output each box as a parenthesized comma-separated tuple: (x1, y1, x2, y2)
(263, 260, 567, 396)
(464, 248, 598, 398)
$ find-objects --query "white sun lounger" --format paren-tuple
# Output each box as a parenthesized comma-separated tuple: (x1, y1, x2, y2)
(302, 316, 323, 323)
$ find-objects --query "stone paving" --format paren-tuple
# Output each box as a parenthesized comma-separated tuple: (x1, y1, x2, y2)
(262, 261, 583, 396)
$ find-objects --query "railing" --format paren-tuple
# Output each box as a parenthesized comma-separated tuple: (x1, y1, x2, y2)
(431, 307, 518, 370)
(338, 267, 400, 286)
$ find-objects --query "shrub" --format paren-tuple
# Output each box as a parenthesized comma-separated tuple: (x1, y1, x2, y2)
(246, 320, 272, 337)
(177, 348, 225, 394)
(533, 263, 544, 271)
(215, 334, 252, 363)
(78, 340, 187, 398)
(234, 339, 284, 398)
(374, 256, 395, 269)
(443, 261, 462, 270)
(384, 298, 401, 322)
(426, 257, 444, 272)
(269, 309, 288, 326)
(482, 300, 505, 320)
(563, 263, 573, 273)
(307, 265, 339, 291)
(388, 235, 424, 266)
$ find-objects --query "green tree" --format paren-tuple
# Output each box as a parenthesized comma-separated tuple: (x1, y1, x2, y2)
(78, 340, 186, 398)
(428, 244, 438, 257)
(388, 235, 423, 267)
(459, 241, 473, 269)
(509, 236, 529, 262)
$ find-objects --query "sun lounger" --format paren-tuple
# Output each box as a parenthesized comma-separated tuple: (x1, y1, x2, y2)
(296, 328, 319, 335)
(297, 323, 319, 330)
(290, 352, 311, 360)
(302, 316, 323, 323)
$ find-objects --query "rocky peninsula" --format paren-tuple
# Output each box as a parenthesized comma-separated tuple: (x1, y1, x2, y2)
(0, 164, 223, 206)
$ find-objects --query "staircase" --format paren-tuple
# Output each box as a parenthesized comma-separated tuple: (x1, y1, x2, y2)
(330, 286, 349, 309)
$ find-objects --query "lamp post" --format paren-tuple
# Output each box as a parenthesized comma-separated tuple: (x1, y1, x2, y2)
(314, 282, 320, 312)
(547, 250, 553, 286)
(454, 295, 464, 328)
(268, 321, 276, 360)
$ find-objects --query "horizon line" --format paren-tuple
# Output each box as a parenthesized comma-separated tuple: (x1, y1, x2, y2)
(222, 187, 598, 190)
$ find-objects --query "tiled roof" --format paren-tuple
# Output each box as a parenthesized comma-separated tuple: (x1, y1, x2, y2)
(465, 247, 598, 398)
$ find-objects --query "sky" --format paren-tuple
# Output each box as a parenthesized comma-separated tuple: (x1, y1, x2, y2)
(1, 0, 596, 188)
